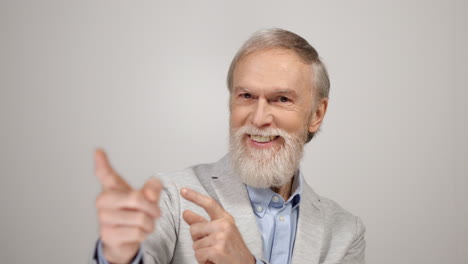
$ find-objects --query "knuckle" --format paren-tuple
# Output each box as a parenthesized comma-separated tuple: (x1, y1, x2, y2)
(97, 210, 107, 222)
(189, 225, 196, 234)
(212, 221, 220, 231)
(95, 193, 106, 208)
(206, 199, 216, 208)
(134, 228, 145, 242)
(194, 250, 203, 262)
(214, 244, 223, 254)
(225, 213, 234, 222)
(139, 213, 154, 232)
(139, 229, 147, 241)
(137, 212, 147, 225)
(189, 227, 198, 240)
(153, 207, 161, 218)
(128, 228, 138, 241)
(215, 232, 225, 241)
(219, 220, 230, 230)
(129, 191, 144, 205)
(147, 222, 155, 233)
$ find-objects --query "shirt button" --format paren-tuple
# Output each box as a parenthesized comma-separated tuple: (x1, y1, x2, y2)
(272, 196, 279, 202)
(256, 205, 264, 212)
(279, 216, 285, 222)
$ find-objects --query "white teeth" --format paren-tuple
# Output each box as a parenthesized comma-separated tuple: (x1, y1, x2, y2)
(250, 135, 277, 143)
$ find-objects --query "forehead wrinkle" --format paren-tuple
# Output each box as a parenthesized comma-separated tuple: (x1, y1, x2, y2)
(234, 85, 297, 95)
(233, 86, 252, 93)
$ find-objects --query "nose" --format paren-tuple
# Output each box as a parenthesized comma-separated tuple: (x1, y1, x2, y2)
(251, 99, 273, 128)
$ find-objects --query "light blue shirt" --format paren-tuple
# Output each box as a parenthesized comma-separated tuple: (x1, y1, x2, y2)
(246, 172, 302, 264)
(96, 172, 302, 264)
(96, 239, 143, 264)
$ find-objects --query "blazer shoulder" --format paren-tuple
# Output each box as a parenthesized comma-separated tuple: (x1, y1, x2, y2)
(316, 195, 366, 242)
(318, 196, 356, 217)
(153, 158, 223, 203)
(302, 180, 364, 230)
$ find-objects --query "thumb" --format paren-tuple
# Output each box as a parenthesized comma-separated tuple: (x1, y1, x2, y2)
(182, 209, 208, 225)
(141, 178, 163, 203)
(94, 148, 131, 191)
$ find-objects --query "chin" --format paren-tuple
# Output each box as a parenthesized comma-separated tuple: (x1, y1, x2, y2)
(229, 126, 306, 189)
(231, 149, 298, 189)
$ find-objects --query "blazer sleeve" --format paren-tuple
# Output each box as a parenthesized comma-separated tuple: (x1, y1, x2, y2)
(342, 216, 366, 264)
(142, 179, 181, 264)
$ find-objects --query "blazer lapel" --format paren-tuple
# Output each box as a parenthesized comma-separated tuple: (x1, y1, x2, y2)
(210, 155, 264, 258)
(292, 180, 324, 264)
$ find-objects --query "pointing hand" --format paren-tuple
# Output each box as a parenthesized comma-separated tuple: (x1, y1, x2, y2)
(181, 188, 255, 264)
(94, 149, 162, 264)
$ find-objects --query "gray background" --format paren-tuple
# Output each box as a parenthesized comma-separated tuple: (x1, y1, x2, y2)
(1, 0, 466, 263)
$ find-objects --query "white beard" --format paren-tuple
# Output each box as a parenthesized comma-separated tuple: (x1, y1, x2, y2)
(229, 125, 308, 188)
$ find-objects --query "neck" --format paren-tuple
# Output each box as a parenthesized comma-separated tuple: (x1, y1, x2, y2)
(271, 177, 293, 201)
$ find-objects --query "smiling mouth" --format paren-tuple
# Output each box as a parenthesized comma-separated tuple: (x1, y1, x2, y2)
(249, 135, 279, 143)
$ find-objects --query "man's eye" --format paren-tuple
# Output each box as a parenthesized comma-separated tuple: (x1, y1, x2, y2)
(241, 93, 252, 99)
(279, 96, 289, 102)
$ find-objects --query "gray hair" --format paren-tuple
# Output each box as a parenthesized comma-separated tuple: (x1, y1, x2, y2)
(227, 28, 330, 142)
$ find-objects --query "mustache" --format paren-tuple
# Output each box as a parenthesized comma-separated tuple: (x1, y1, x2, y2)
(231, 125, 292, 139)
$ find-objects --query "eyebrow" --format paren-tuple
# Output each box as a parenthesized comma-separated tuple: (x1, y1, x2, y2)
(272, 89, 298, 96)
(233, 86, 253, 94)
(233, 86, 298, 97)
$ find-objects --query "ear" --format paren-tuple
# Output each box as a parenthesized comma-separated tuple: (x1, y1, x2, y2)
(308, 98, 328, 134)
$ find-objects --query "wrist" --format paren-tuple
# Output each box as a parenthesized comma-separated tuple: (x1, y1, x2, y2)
(102, 242, 139, 264)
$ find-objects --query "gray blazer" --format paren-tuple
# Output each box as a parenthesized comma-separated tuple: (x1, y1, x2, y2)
(92, 155, 366, 264)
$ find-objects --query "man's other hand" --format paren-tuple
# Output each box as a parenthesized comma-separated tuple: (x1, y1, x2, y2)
(94, 149, 162, 264)
(181, 188, 255, 264)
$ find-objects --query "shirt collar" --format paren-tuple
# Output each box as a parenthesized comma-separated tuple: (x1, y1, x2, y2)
(290, 170, 303, 208)
(246, 170, 303, 218)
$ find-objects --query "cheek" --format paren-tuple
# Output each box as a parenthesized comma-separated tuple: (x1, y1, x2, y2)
(229, 106, 249, 128)
(273, 111, 310, 133)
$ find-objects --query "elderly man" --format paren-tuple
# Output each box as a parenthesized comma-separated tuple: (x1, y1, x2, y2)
(92, 28, 366, 264)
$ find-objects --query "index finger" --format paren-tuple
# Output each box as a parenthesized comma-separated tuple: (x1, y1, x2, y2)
(180, 188, 224, 220)
(94, 149, 131, 191)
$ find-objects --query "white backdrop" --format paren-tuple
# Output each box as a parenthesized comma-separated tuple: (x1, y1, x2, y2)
(0, 1, 466, 263)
